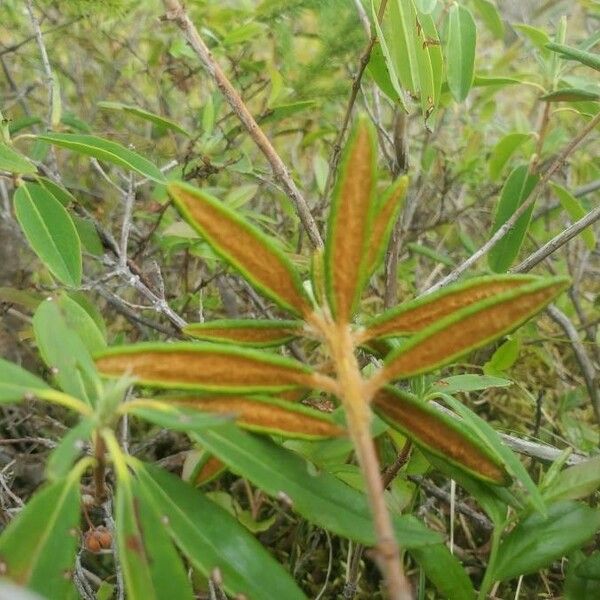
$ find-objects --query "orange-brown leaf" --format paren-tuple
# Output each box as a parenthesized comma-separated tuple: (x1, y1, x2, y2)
(362, 274, 539, 343)
(377, 277, 568, 385)
(325, 119, 377, 322)
(168, 182, 311, 316)
(373, 387, 509, 484)
(169, 395, 345, 439)
(95, 342, 329, 393)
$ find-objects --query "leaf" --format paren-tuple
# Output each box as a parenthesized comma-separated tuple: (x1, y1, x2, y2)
(415, 0, 437, 13)
(260, 100, 317, 124)
(325, 118, 377, 321)
(488, 133, 531, 181)
(410, 543, 475, 600)
(435, 392, 545, 513)
(363, 176, 409, 278)
(551, 182, 596, 250)
(124, 401, 228, 432)
(446, 4, 477, 102)
(0, 142, 36, 174)
(133, 461, 308, 600)
(184, 319, 303, 347)
(543, 456, 600, 503)
(115, 469, 194, 600)
(95, 342, 326, 394)
(488, 165, 539, 272)
(472, 0, 504, 40)
(192, 423, 441, 548)
(514, 24, 551, 53)
(14, 183, 82, 287)
(541, 88, 600, 102)
(36, 133, 166, 183)
(546, 42, 600, 72)
(379, 277, 569, 384)
(483, 337, 520, 374)
(168, 182, 311, 316)
(373, 386, 509, 484)
(97, 101, 189, 136)
(36, 177, 78, 207)
(0, 358, 50, 404)
(46, 418, 95, 480)
(0, 465, 85, 598)
(361, 274, 539, 343)
(431, 374, 512, 394)
(33, 298, 99, 404)
(56, 292, 106, 354)
(164, 394, 345, 439)
(491, 501, 600, 582)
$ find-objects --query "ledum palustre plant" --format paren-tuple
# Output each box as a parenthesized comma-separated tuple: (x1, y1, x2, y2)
(93, 118, 569, 599)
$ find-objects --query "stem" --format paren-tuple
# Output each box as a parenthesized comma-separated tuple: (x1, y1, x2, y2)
(323, 319, 413, 600)
(93, 431, 107, 504)
(478, 523, 504, 600)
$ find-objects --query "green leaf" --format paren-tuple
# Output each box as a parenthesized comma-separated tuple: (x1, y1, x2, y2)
(56, 292, 106, 354)
(184, 319, 303, 347)
(472, 0, 504, 40)
(415, 0, 437, 13)
(325, 118, 377, 321)
(514, 24, 551, 53)
(491, 501, 600, 582)
(541, 88, 600, 102)
(34, 298, 99, 404)
(125, 402, 228, 432)
(0, 358, 50, 404)
(97, 101, 189, 136)
(36, 177, 78, 207)
(0, 142, 36, 174)
(260, 100, 317, 124)
(168, 182, 311, 316)
(488, 165, 539, 272)
(542, 456, 600, 503)
(114, 469, 194, 600)
(46, 418, 95, 480)
(0, 465, 84, 598)
(446, 4, 477, 102)
(435, 392, 546, 513)
(36, 133, 166, 183)
(546, 42, 600, 72)
(431, 374, 512, 394)
(373, 386, 510, 484)
(192, 423, 441, 548)
(550, 182, 596, 250)
(483, 337, 520, 374)
(134, 461, 308, 600)
(95, 342, 325, 394)
(488, 133, 531, 181)
(14, 183, 82, 287)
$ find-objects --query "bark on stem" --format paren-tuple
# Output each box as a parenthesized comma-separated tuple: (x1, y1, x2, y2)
(161, 0, 323, 249)
(321, 318, 412, 600)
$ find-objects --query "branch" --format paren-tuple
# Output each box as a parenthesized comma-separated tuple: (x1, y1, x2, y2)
(426, 110, 600, 294)
(160, 0, 323, 249)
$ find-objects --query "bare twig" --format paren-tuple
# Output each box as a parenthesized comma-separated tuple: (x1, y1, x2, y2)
(426, 110, 600, 293)
(160, 0, 323, 249)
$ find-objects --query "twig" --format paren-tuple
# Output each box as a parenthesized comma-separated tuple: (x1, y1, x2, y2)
(546, 304, 600, 424)
(160, 0, 323, 249)
(511, 203, 600, 273)
(321, 0, 390, 205)
(426, 110, 600, 293)
(120, 173, 135, 268)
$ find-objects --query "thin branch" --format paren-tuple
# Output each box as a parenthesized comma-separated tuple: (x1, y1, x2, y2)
(160, 0, 323, 249)
(512, 203, 600, 273)
(426, 110, 600, 293)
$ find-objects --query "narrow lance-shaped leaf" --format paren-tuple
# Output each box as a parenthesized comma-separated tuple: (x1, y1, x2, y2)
(164, 394, 346, 440)
(184, 319, 303, 347)
(14, 183, 82, 287)
(37, 133, 166, 183)
(0, 357, 50, 404)
(363, 175, 409, 278)
(546, 42, 600, 72)
(488, 164, 539, 273)
(95, 342, 331, 394)
(0, 461, 88, 598)
(488, 133, 531, 181)
(541, 88, 600, 102)
(0, 142, 36, 174)
(550, 182, 596, 250)
(133, 461, 308, 600)
(168, 182, 311, 317)
(97, 101, 189, 136)
(378, 277, 569, 384)
(373, 386, 509, 484)
(360, 274, 539, 343)
(325, 118, 377, 321)
(446, 3, 477, 102)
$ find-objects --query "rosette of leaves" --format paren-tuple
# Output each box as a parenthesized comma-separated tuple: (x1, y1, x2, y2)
(93, 119, 568, 598)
